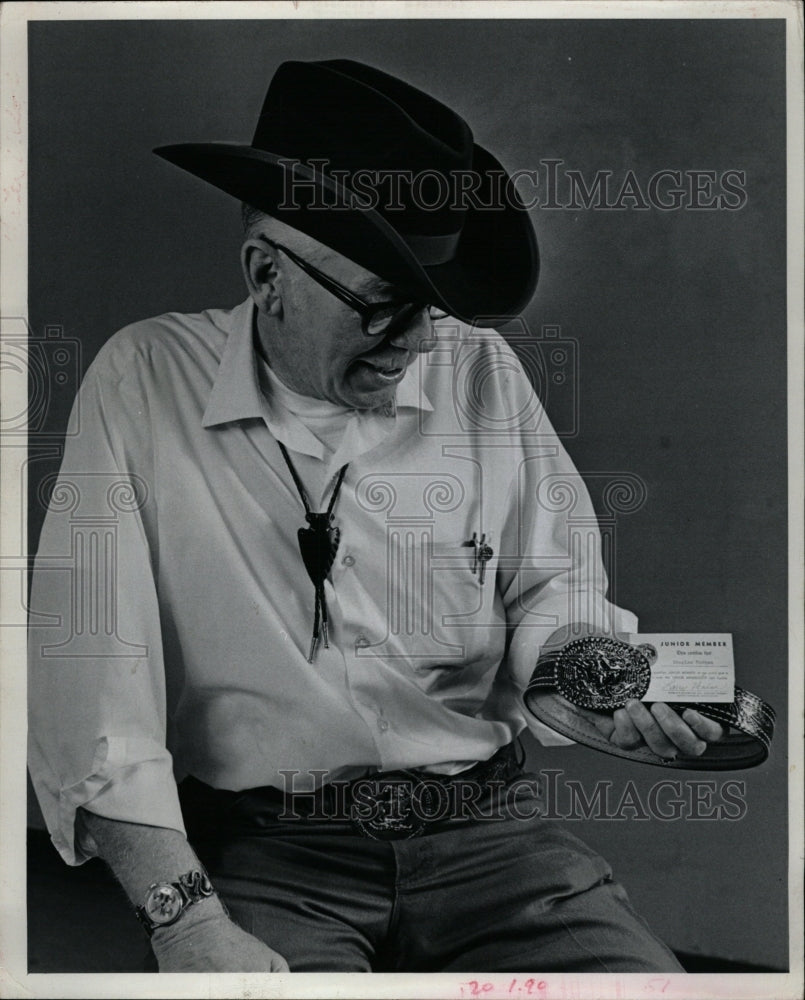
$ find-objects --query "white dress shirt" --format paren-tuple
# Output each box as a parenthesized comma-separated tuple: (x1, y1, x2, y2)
(28, 297, 637, 864)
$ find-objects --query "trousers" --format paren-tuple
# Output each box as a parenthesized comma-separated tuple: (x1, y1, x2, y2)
(178, 763, 683, 974)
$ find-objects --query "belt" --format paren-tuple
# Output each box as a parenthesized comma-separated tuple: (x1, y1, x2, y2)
(525, 637, 775, 769)
(225, 742, 524, 841)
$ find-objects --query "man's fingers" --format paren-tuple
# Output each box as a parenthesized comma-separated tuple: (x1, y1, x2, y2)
(624, 700, 680, 758)
(558, 696, 722, 757)
(572, 703, 616, 739)
(610, 708, 643, 748)
(647, 702, 708, 756)
(568, 705, 644, 750)
(682, 708, 725, 742)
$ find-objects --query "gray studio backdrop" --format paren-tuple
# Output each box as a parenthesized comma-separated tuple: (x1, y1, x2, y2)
(26, 18, 787, 968)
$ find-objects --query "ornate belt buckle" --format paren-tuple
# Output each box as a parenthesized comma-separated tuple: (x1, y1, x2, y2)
(349, 777, 437, 840)
(555, 636, 651, 710)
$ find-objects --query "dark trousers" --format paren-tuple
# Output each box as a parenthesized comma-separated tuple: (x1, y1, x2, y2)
(179, 765, 683, 973)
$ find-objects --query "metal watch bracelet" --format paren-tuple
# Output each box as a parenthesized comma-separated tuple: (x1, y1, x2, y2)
(134, 869, 217, 937)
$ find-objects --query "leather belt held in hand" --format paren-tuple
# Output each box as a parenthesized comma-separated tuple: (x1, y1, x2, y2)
(524, 636, 775, 770)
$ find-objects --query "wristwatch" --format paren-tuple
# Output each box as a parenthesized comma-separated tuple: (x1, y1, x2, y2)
(135, 869, 216, 936)
(524, 635, 776, 770)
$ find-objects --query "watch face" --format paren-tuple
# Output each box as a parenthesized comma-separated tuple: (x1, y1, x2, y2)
(144, 883, 184, 926)
(556, 637, 651, 710)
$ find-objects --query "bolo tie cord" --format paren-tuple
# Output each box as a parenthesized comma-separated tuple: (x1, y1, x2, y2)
(278, 441, 349, 662)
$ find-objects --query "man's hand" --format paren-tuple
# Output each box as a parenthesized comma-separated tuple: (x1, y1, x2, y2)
(581, 700, 724, 759)
(78, 811, 289, 971)
(539, 626, 725, 759)
(151, 896, 289, 972)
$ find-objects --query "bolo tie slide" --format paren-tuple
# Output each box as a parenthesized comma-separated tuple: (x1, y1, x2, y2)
(278, 441, 349, 662)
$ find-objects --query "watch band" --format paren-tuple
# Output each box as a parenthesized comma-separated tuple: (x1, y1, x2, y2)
(135, 869, 216, 937)
(524, 636, 775, 770)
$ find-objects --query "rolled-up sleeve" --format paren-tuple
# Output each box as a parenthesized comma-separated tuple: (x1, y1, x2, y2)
(28, 352, 185, 865)
(496, 351, 638, 744)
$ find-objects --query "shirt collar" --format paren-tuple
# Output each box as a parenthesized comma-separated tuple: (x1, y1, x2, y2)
(201, 298, 268, 428)
(202, 298, 434, 429)
(395, 353, 434, 413)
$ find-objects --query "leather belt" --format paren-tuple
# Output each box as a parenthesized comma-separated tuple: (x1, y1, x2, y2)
(230, 742, 524, 840)
(524, 637, 775, 770)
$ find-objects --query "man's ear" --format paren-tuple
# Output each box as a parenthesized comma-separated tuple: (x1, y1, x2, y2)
(241, 239, 282, 317)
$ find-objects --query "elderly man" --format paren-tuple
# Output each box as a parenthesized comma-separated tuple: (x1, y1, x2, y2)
(28, 59, 722, 973)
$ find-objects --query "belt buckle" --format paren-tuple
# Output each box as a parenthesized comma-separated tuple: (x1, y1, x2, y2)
(349, 775, 436, 840)
(556, 636, 651, 710)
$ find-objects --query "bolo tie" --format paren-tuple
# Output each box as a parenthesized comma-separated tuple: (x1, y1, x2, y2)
(278, 441, 349, 663)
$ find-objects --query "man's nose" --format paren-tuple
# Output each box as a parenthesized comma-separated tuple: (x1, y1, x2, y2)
(387, 308, 439, 354)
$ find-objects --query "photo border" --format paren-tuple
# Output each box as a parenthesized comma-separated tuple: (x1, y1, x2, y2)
(2, 3, 802, 998)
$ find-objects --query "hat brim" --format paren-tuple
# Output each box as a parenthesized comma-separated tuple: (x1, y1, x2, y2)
(154, 141, 538, 325)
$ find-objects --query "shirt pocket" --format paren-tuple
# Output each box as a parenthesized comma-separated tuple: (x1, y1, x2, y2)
(372, 533, 491, 659)
(428, 538, 487, 628)
(397, 537, 497, 673)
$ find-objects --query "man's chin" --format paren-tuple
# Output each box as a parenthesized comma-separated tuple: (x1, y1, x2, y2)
(347, 385, 398, 412)
(343, 362, 405, 410)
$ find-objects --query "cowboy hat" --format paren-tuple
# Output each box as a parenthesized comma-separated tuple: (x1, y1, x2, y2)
(154, 59, 538, 325)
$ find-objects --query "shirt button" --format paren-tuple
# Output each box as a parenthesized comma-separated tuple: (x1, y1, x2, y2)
(342, 555, 355, 567)
(377, 718, 390, 732)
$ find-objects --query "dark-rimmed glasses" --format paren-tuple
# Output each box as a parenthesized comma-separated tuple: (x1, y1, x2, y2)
(258, 236, 449, 337)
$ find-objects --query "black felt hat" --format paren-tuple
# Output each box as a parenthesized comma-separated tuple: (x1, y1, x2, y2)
(154, 59, 538, 325)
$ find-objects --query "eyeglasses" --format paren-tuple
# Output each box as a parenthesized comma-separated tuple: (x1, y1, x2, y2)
(258, 236, 449, 337)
